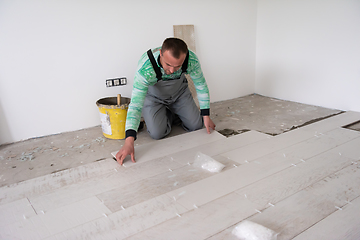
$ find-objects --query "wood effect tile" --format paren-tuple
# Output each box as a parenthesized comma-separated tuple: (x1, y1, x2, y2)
(328, 137, 360, 160)
(235, 152, 355, 210)
(207, 151, 357, 239)
(221, 128, 314, 164)
(97, 157, 237, 213)
(293, 195, 360, 240)
(246, 163, 360, 240)
(29, 156, 183, 213)
(324, 127, 360, 141)
(0, 217, 44, 240)
(206, 227, 238, 240)
(44, 194, 187, 240)
(0, 198, 36, 227)
(273, 128, 360, 161)
(0, 196, 111, 239)
(0, 159, 120, 205)
(126, 192, 258, 240)
(300, 111, 360, 134)
(167, 130, 270, 166)
(165, 151, 296, 210)
(2, 112, 360, 239)
(111, 129, 225, 166)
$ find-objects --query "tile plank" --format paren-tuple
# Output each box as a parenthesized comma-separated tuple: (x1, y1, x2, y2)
(135, 143, 356, 239)
(276, 128, 360, 161)
(0, 159, 119, 205)
(126, 193, 258, 240)
(328, 136, 360, 160)
(29, 157, 183, 213)
(234, 153, 355, 210)
(168, 130, 270, 166)
(300, 111, 360, 134)
(209, 146, 358, 239)
(0, 196, 111, 239)
(44, 194, 187, 240)
(2, 112, 360, 239)
(30, 131, 242, 214)
(293, 196, 360, 240)
(111, 129, 226, 166)
(206, 226, 238, 240)
(0, 198, 36, 227)
(221, 128, 314, 164)
(245, 163, 360, 240)
(97, 157, 237, 212)
(324, 127, 360, 141)
(166, 151, 296, 210)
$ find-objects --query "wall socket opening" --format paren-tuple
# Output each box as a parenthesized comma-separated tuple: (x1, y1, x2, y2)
(106, 77, 127, 87)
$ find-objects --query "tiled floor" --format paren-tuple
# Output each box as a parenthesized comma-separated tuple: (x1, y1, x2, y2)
(1, 110, 360, 239)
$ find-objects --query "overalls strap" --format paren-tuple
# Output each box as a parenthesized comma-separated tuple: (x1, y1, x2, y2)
(181, 51, 189, 74)
(147, 49, 162, 81)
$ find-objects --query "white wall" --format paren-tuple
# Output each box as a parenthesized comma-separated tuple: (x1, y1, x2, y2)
(0, 0, 257, 144)
(256, 0, 360, 112)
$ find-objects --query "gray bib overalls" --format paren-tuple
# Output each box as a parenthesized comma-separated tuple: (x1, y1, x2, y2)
(142, 49, 203, 139)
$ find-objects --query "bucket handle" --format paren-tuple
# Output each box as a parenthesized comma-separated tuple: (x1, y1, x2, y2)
(117, 94, 121, 106)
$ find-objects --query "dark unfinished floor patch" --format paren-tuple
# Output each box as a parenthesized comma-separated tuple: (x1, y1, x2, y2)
(211, 94, 343, 136)
(218, 129, 250, 137)
(343, 120, 360, 132)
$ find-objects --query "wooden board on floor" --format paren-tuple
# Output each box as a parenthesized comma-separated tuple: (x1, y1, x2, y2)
(44, 194, 188, 240)
(221, 128, 314, 164)
(293, 195, 360, 240)
(300, 111, 360, 134)
(247, 163, 360, 240)
(0, 159, 120, 205)
(28, 156, 183, 212)
(126, 192, 259, 240)
(97, 157, 237, 212)
(0, 196, 111, 239)
(207, 162, 360, 240)
(111, 129, 225, 166)
(1, 113, 360, 239)
(125, 139, 358, 239)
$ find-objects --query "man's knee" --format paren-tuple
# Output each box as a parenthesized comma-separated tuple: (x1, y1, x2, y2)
(183, 118, 203, 132)
(148, 131, 165, 140)
(147, 126, 170, 140)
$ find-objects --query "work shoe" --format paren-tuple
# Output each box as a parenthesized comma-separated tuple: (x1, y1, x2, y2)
(138, 117, 145, 131)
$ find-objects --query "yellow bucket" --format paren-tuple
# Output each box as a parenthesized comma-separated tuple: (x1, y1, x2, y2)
(96, 94, 130, 139)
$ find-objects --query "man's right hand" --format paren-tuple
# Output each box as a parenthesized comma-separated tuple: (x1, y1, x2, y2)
(115, 137, 136, 165)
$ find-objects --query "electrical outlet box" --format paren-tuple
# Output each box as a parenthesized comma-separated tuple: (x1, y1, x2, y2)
(106, 77, 127, 87)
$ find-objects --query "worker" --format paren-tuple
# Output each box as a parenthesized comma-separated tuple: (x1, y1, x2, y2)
(116, 37, 215, 165)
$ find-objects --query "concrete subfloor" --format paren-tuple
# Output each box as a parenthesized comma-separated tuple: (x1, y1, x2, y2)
(0, 94, 344, 187)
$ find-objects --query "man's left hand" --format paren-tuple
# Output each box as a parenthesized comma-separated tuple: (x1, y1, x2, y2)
(203, 116, 216, 134)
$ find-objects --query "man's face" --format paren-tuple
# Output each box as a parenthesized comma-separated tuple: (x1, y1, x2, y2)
(159, 50, 186, 75)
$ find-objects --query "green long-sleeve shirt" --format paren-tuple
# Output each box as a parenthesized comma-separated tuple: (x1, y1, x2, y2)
(125, 47, 210, 139)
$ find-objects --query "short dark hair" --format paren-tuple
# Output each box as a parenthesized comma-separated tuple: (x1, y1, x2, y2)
(161, 38, 188, 59)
